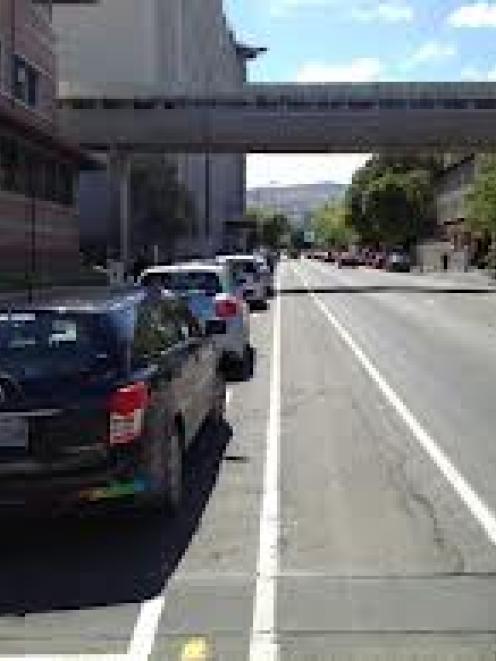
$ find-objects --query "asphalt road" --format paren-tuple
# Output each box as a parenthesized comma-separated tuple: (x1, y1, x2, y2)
(2, 259, 496, 659)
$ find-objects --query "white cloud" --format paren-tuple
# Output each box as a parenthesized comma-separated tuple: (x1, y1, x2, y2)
(269, 0, 335, 17)
(296, 57, 383, 82)
(404, 41, 457, 69)
(448, 2, 496, 27)
(247, 154, 370, 189)
(352, 2, 414, 23)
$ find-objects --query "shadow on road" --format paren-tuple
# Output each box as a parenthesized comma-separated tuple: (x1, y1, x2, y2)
(277, 285, 496, 296)
(0, 420, 233, 615)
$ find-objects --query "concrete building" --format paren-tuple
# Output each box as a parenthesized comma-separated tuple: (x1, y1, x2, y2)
(0, 0, 93, 283)
(419, 154, 488, 271)
(53, 0, 262, 262)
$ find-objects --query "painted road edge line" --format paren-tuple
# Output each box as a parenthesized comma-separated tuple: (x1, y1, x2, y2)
(249, 268, 281, 661)
(127, 386, 233, 661)
(294, 261, 496, 547)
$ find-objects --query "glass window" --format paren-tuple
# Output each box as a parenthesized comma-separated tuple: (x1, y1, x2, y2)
(132, 300, 184, 364)
(474, 99, 496, 110)
(410, 99, 435, 110)
(0, 311, 109, 371)
(0, 136, 18, 192)
(12, 55, 38, 107)
(348, 100, 376, 110)
(442, 99, 467, 110)
(379, 99, 407, 110)
(141, 271, 223, 294)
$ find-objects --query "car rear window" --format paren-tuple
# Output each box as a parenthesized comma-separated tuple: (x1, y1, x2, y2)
(142, 271, 223, 293)
(0, 311, 110, 368)
(230, 261, 257, 276)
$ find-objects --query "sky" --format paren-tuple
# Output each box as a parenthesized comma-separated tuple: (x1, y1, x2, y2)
(224, 0, 496, 188)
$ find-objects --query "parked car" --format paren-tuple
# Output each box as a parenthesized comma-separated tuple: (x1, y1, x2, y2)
(139, 263, 252, 378)
(338, 252, 360, 268)
(0, 288, 226, 515)
(216, 255, 268, 310)
(387, 251, 411, 272)
(324, 251, 335, 263)
(254, 254, 275, 297)
(371, 252, 387, 269)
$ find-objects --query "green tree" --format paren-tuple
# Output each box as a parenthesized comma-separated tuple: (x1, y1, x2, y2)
(312, 201, 357, 248)
(465, 155, 496, 271)
(466, 156, 496, 233)
(345, 155, 440, 248)
(130, 156, 195, 259)
(247, 207, 291, 249)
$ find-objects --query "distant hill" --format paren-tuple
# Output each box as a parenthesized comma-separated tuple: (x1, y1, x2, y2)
(247, 181, 346, 227)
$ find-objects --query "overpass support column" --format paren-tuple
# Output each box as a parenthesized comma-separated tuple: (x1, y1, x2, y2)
(109, 150, 132, 274)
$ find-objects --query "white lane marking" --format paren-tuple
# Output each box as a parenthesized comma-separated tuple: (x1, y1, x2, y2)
(226, 388, 233, 408)
(294, 262, 496, 547)
(126, 593, 166, 660)
(249, 269, 281, 661)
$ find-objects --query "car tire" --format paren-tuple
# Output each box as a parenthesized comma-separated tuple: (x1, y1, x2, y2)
(163, 424, 184, 512)
(234, 344, 253, 380)
(209, 371, 226, 426)
(142, 409, 184, 514)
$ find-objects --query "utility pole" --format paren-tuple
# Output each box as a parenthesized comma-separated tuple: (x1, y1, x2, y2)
(109, 150, 132, 281)
(205, 153, 211, 252)
(27, 161, 37, 303)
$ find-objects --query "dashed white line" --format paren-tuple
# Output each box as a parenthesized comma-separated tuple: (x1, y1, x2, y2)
(294, 261, 496, 547)
(249, 269, 281, 661)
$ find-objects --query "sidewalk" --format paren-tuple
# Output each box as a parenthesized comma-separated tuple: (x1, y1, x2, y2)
(413, 268, 496, 288)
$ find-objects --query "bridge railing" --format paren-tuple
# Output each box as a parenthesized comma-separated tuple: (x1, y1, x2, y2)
(58, 95, 496, 112)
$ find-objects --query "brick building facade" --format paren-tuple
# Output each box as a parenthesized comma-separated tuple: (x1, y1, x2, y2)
(0, 0, 92, 282)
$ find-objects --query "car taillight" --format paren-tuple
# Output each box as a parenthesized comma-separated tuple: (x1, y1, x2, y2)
(108, 381, 149, 445)
(215, 295, 240, 318)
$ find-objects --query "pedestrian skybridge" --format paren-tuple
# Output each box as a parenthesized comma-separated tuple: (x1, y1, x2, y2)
(58, 82, 496, 153)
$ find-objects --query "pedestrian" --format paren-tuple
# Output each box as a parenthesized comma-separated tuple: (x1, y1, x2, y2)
(132, 253, 148, 282)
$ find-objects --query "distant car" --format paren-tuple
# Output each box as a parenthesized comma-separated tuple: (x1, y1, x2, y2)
(324, 251, 335, 263)
(387, 251, 411, 272)
(288, 249, 299, 259)
(371, 252, 387, 269)
(254, 254, 275, 298)
(0, 288, 225, 514)
(139, 263, 252, 378)
(216, 255, 268, 310)
(338, 252, 360, 268)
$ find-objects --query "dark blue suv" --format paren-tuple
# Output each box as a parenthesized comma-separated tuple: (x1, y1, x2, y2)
(0, 288, 225, 514)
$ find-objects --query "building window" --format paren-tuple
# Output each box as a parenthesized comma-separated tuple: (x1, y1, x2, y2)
(0, 134, 75, 207)
(12, 55, 39, 107)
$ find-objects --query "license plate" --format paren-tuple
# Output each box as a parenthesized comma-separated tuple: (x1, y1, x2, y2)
(0, 416, 28, 449)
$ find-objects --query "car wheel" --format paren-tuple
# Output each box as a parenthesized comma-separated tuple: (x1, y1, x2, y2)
(209, 371, 226, 426)
(163, 424, 184, 511)
(234, 344, 253, 380)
